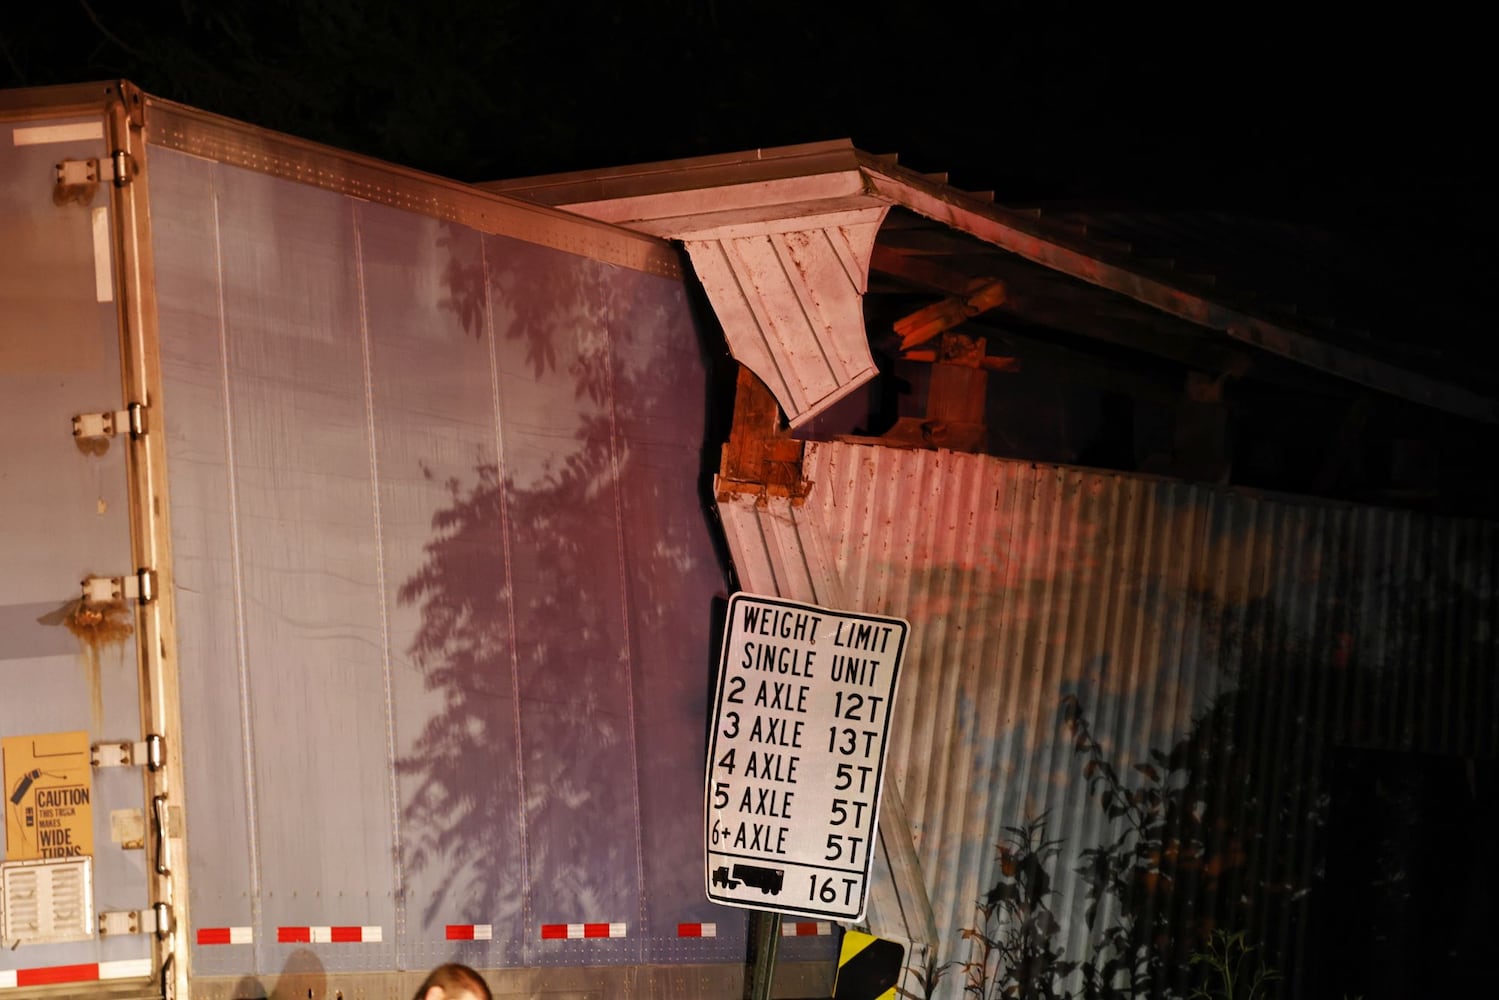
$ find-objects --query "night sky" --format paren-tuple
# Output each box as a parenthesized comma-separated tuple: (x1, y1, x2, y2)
(3, 3, 1493, 383)
(3, 4, 1489, 221)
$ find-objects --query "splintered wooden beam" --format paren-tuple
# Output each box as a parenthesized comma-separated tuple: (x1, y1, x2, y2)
(901, 331, 1020, 374)
(873, 245, 1260, 379)
(893, 277, 1007, 351)
(901, 349, 1021, 372)
(717, 365, 808, 499)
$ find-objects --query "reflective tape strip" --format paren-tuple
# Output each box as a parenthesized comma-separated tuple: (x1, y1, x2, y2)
(101, 959, 153, 980)
(17, 963, 96, 988)
(676, 922, 718, 938)
(197, 926, 254, 945)
(783, 921, 834, 936)
(11, 122, 105, 146)
(93, 206, 113, 303)
(540, 922, 627, 939)
(0, 958, 150, 989)
(445, 924, 493, 941)
(277, 926, 382, 943)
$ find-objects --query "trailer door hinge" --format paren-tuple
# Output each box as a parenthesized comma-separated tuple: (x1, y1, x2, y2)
(82, 568, 157, 605)
(56, 157, 102, 189)
(54, 153, 135, 203)
(98, 903, 171, 938)
(73, 401, 146, 441)
(112, 149, 134, 187)
(92, 734, 164, 771)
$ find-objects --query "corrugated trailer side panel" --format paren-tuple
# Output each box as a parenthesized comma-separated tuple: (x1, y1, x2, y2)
(357, 204, 527, 967)
(494, 241, 643, 968)
(153, 150, 401, 974)
(147, 143, 742, 982)
(146, 141, 259, 969)
(608, 270, 743, 965)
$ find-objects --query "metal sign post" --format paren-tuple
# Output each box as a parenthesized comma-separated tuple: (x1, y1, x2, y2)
(706, 592, 908, 923)
(743, 910, 782, 1000)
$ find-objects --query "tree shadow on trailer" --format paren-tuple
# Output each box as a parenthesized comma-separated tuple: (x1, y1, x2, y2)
(393, 224, 732, 940)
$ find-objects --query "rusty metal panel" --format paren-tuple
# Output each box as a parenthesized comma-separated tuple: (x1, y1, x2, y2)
(716, 441, 1496, 999)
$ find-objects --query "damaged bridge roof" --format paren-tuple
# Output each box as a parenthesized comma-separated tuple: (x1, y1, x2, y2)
(487, 139, 1497, 430)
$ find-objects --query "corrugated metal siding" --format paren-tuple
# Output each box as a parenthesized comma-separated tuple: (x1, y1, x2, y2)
(716, 441, 1498, 998)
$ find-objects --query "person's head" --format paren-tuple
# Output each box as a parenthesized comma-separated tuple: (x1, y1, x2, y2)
(412, 963, 491, 1000)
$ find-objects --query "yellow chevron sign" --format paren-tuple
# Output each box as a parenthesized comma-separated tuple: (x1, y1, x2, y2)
(834, 929, 905, 1000)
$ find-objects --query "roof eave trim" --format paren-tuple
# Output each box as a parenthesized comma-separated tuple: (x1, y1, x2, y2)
(856, 153, 1498, 424)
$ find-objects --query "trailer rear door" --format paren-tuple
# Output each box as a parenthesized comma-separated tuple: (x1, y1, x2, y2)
(0, 105, 157, 996)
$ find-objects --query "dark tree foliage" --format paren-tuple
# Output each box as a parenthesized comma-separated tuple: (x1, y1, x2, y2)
(7, 0, 1490, 223)
(4, 0, 526, 177)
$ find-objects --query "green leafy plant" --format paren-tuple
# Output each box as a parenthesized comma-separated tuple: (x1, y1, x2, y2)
(1187, 930, 1280, 1000)
(961, 816, 1074, 1000)
(961, 673, 1322, 999)
(897, 949, 954, 1000)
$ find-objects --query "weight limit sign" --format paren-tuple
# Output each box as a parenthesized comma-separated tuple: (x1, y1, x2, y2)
(704, 593, 908, 921)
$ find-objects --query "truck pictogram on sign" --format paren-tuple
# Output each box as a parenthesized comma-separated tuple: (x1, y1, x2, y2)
(732, 864, 784, 895)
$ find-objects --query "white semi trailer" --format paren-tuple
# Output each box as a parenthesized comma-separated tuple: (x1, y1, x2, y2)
(0, 81, 834, 1000)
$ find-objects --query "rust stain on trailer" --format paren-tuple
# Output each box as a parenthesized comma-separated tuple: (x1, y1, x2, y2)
(37, 595, 133, 730)
(62, 598, 133, 647)
(52, 158, 100, 208)
(74, 434, 110, 456)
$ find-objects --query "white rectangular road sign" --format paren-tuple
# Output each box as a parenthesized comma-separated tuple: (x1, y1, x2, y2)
(704, 593, 908, 921)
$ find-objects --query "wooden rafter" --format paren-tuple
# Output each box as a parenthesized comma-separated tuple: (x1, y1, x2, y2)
(892, 277, 1007, 350)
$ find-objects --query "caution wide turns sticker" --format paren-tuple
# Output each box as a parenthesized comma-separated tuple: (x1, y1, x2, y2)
(3, 731, 93, 861)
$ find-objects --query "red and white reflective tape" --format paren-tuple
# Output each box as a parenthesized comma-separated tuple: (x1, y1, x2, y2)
(445, 924, 493, 941)
(277, 925, 383, 943)
(197, 926, 254, 945)
(676, 922, 718, 938)
(782, 921, 834, 936)
(539, 922, 627, 940)
(1, 958, 151, 990)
